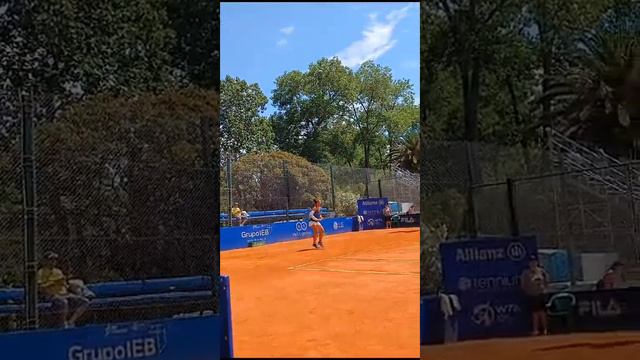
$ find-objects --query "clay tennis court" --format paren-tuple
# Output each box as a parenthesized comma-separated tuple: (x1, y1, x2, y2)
(421, 332, 640, 360)
(221, 228, 420, 357)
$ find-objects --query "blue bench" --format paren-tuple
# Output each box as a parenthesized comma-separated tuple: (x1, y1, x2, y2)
(0, 276, 214, 317)
(221, 207, 330, 223)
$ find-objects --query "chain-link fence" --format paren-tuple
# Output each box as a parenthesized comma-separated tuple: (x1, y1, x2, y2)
(0, 90, 218, 334)
(220, 156, 420, 227)
(473, 163, 640, 268)
(423, 140, 640, 293)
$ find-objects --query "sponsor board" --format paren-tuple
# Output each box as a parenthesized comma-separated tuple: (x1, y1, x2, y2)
(221, 217, 354, 250)
(358, 198, 387, 230)
(440, 236, 537, 293)
(397, 213, 420, 227)
(458, 289, 530, 340)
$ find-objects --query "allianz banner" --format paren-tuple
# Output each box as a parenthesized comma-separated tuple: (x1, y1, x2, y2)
(440, 236, 537, 293)
(357, 197, 387, 230)
(397, 213, 419, 227)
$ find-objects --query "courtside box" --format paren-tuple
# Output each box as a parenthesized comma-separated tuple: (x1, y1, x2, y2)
(0, 276, 233, 359)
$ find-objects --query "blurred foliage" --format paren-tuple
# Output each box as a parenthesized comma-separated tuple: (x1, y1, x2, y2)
(334, 189, 360, 217)
(231, 151, 331, 211)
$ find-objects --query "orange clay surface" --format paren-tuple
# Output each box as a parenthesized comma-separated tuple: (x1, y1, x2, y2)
(422, 332, 640, 360)
(220, 228, 419, 358)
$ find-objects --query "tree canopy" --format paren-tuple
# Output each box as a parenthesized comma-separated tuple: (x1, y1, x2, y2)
(223, 57, 419, 170)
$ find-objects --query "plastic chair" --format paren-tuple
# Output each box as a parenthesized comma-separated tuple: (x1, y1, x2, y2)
(546, 292, 576, 333)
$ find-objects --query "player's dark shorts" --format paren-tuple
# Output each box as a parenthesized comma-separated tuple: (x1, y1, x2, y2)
(527, 294, 546, 312)
(384, 215, 391, 222)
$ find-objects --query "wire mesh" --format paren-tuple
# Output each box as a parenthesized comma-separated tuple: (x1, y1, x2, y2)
(0, 90, 219, 333)
(220, 157, 420, 226)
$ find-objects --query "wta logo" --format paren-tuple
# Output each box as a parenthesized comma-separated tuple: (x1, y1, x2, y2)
(471, 302, 521, 327)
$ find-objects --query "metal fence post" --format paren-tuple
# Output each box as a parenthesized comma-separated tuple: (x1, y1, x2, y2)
(21, 90, 38, 329)
(506, 178, 520, 237)
(364, 169, 369, 198)
(226, 158, 232, 227)
(626, 163, 640, 262)
(283, 160, 290, 221)
(329, 165, 336, 212)
(378, 179, 382, 198)
(465, 142, 478, 237)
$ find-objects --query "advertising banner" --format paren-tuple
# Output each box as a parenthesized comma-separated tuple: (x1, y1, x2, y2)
(357, 198, 388, 230)
(221, 216, 354, 251)
(457, 289, 531, 340)
(440, 236, 537, 293)
(397, 213, 420, 228)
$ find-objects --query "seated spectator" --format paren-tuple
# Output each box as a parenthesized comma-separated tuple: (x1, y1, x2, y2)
(38, 251, 90, 328)
(231, 203, 249, 226)
(406, 205, 417, 214)
(597, 261, 626, 289)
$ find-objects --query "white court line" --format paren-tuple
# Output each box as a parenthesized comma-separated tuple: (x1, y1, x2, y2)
(293, 267, 420, 276)
(338, 257, 418, 262)
(287, 247, 419, 270)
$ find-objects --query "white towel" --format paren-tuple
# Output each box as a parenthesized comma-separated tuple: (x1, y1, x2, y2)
(440, 293, 461, 319)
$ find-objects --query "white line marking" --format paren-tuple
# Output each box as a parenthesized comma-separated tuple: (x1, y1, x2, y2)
(293, 267, 420, 276)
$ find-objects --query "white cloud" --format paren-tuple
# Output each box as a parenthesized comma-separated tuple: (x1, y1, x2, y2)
(280, 26, 295, 35)
(336, 4, 415, 68)
(276, 38, 288, 47)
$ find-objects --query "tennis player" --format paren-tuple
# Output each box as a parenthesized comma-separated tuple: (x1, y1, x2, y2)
(309, 198, 325, 249)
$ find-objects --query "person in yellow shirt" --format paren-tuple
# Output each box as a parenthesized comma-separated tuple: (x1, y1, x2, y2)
(38, 251, 89, 328)
(231, 203, 248, 226)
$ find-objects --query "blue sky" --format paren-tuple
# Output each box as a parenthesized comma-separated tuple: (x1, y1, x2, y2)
(221, 2, 420, 115)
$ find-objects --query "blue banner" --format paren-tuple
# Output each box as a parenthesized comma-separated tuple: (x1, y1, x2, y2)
(221, 217, 354, 251)
(0, 316, 221, 360)
(440, 236, 537, 293)
(420, 296, 444, 345)
(357, 198, 387, 230)
(0, 276, 233, 360)
(397, 213, 420, 227)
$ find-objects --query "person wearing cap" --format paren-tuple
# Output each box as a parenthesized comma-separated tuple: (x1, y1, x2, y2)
(598, 261, 626, 289)
(520, 254, 550, 336)
(231, 203, 248, 226)
(37, 251, 89, 328)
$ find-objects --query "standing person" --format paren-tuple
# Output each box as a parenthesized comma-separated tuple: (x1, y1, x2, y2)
(38, 251, 90, 328)
(598, 261, 626, 289)
(520, 255, 550, 336)
(383, 203, 392, 229)
(309, 198, 325, 249)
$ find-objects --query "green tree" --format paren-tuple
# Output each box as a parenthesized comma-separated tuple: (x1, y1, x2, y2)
(34, 89, 218, 281)
(0, 0, 180, 147)
(271, 58, 354, 163)
(220, 76, 275, 162)
(166, 0, 218, 90)
(349, 61, 414, 168)
(545, 26, 640, 152)
(393, 131, 420, 173)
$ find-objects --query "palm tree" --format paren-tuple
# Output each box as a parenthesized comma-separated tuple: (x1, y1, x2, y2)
(392, 132, 420, 173)
(544, 28, 640, 154)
